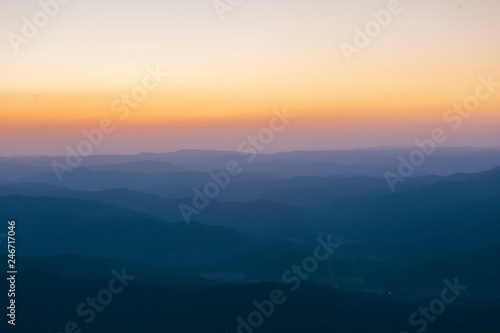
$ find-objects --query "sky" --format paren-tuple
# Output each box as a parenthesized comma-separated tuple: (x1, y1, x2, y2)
(1, 0, 499, 156)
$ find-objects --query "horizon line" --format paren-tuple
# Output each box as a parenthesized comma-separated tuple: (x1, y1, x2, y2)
(2, 145, 500, 158)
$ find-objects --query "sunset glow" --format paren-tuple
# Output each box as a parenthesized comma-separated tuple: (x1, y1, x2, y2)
(1, 0, 499, 155)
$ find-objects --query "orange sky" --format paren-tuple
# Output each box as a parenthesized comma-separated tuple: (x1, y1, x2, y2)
(1, 0, 499, 155)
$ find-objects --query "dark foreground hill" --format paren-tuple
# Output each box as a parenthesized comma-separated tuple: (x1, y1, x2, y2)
(6, 270, 498, 333)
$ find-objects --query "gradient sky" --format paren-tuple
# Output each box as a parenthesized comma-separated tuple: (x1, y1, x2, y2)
(1, 0, 499, 156)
